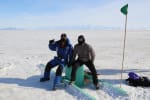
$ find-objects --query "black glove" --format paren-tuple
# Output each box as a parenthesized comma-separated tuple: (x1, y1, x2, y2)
(49, 39, 55, 44)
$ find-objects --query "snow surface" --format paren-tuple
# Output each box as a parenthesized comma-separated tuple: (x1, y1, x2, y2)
(0, 30, 149, 100)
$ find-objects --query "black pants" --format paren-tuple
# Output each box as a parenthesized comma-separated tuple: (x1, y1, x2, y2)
(45, 63, 63, 76)
(71, 60, 98, 85)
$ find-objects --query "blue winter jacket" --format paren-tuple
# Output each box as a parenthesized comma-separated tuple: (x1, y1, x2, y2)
(49, 38, 73, 64)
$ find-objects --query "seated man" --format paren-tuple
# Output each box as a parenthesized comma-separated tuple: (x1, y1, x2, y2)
(40, 33, 73, 89)
(70, 35, 99, 89)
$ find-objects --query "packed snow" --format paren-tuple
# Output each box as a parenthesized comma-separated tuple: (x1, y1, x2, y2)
(0, 30, 149, 100)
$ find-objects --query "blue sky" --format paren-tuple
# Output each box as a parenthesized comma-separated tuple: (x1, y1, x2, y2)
(0, 0, 150, 29)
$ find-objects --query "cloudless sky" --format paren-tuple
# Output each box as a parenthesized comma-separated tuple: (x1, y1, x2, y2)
(0, 0, 150, 29)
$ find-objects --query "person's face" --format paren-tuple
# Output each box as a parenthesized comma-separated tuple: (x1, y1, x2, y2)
(78, 37, 84, 45)
(61, 34, 67, 40)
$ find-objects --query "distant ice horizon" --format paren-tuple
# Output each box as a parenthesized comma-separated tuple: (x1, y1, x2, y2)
(0, 25, 150, 31)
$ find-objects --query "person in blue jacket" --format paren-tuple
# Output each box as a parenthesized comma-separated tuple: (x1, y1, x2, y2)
(40, 33, 73, 89)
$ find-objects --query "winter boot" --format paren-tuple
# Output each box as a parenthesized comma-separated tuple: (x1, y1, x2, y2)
(53, 76, 62, 85)
(40, 72, 50, 82)
(69, 81, 75, 85)
(52, 76, 62, 90)
(95, 84, 100, 90)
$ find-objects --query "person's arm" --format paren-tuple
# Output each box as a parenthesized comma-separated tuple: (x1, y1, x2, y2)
(66, 44, 74, 67)
(68, 44, 73, 63)
(89, 45, 95, 62)
(72, 45, 77, 63)
(48, 40, 58, 51)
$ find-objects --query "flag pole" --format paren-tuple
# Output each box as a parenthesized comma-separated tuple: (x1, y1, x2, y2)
(120, 14, 128, 88)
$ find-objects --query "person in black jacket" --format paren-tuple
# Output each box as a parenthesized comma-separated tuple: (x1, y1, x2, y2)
(70, 35, 99, 89)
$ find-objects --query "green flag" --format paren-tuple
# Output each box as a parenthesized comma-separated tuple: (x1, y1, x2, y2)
(121, 4, 128, 15)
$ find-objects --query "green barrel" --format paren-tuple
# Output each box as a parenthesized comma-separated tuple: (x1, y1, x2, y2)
(65, 66, 84, 87)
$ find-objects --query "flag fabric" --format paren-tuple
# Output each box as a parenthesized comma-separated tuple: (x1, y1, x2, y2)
(121, 4, 128, 15)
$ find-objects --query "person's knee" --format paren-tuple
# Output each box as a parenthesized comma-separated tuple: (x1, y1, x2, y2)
(45, 63, 53, 72)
